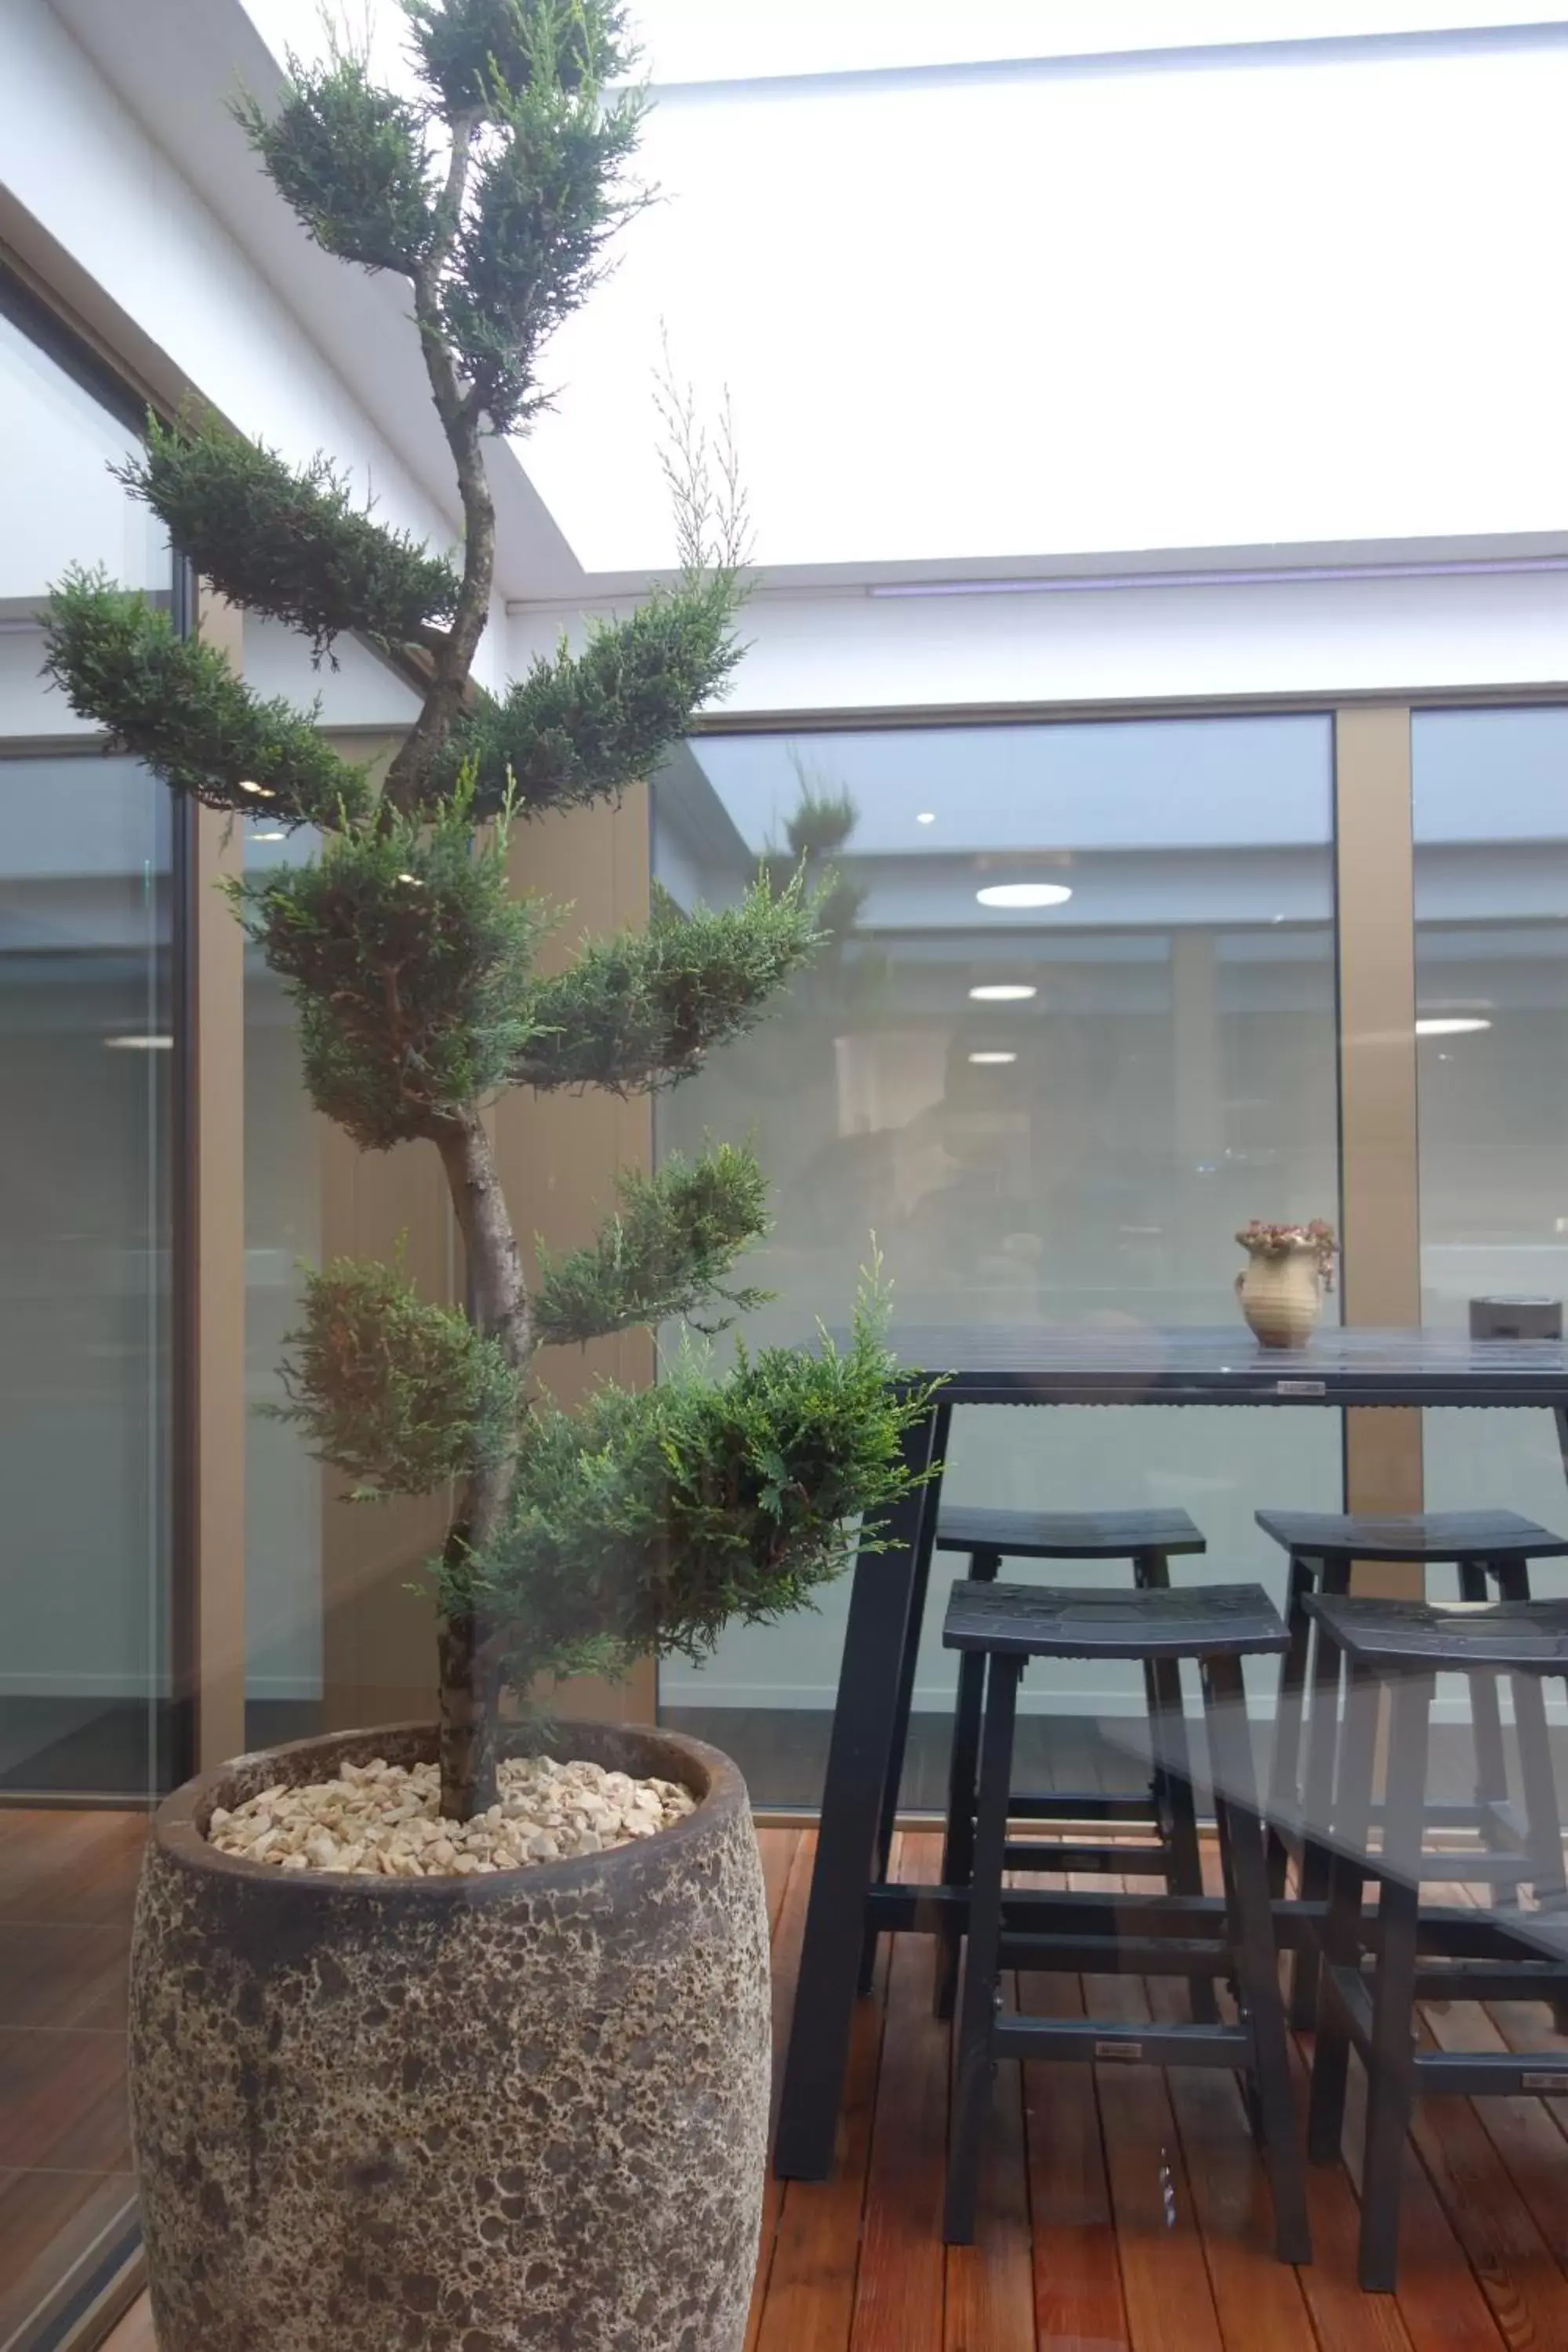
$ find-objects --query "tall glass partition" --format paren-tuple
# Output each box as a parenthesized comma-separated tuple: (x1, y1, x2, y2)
(1415, 706, 1568, 1581)
(652, 716, 1341, 1804)
(0, 288, 173, 2345)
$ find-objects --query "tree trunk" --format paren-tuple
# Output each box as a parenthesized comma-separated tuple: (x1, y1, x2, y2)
(431, 1112, 532, 1823)
(437, 1606, 499, 1821)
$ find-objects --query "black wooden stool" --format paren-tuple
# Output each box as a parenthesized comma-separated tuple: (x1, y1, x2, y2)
(1303, 1592, 1568, 2292)
(942, 1579, 1311, 2264)
(1257, 1508, 1568, 2026)
(935, 1506, 1209, 2020)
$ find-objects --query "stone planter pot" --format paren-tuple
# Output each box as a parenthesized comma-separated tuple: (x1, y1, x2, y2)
(1235, 1242, 1324, 1349)
(130, 1721, 770, 2352)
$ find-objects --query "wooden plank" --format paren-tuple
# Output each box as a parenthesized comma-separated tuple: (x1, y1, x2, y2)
(1019, 1959, 1129, 2350)
(1335, 2012, 1506, 2350)
(0, 2027, 132, 2173)
(757, 1828, 800, 1938)
(1011, 1863, 1127, 2351)
(1144, 1976, 1317, 2349)
(757, 1937, 886, 2352)
(103, 2299, 158, 2352)
(1280, 2033, 1416, 2352)
(745, 1831, 814, 2352)
(851, 1834, 948, 2352)
(0, 2171, 140, 2347)
(946, 1870, 1036, 2352)
(1080, 1870, 1225, 2352)
(1414, 1888, 1568, 2298)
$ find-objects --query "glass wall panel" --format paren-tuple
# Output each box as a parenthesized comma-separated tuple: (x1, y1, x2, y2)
(0, 292, 172, 2343)
(1415, 706, 1568, 1577)
(653, 716, 1342, 1804)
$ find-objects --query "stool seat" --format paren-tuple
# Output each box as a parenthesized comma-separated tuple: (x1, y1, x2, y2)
(936, 1504, 1205, 1560)
(1257, 1507, 1568, 1563)
(1306, 1591, 1568, 1672)
(944, 1580, 1287, 1661)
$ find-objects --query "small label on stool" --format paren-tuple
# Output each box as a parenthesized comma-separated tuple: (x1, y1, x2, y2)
(1094, 2039, 1144, 2062)
(1522, 2071, 1566, 2092)
(1275, 1379, 1327, 1396)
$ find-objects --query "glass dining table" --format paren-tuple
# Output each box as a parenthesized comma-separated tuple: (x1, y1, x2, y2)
(771, 1323, 1568, 2181)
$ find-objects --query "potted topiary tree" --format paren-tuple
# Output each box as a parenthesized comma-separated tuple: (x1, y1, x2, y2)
(42, 8, 929, 2348)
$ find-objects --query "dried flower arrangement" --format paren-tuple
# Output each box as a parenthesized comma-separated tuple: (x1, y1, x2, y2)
(1236, 1220, 1338, 1290)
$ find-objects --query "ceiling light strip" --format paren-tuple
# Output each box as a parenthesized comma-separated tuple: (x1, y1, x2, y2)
(869, 554, 1568, 601)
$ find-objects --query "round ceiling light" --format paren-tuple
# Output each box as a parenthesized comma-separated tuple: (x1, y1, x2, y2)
(975, 882, 1073, 909)
(1415, 1016, 1492, 1037)
(916, 811, 937, 825)
(968, 984, 1037, 1002)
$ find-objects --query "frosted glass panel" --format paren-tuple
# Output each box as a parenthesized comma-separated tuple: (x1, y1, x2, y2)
(653, 716, 1341, 1802)
(1415, 707, 1568, 1564)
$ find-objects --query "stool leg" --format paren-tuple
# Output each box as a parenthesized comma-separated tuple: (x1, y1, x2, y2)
(1136, 1552, 1204, 1891)
(1294, 1555, 1347, 2028)
(1511, 1663, 1567, 1906)
(945, 1651, 1022, 2247)
(1359, 1668, 1434, 2295)
(1267, 1552, 1316, 1899)
(936, 1548, 1004, 2021)
(1308, 1659, 1380, 2166)
(1203, 1650, 1312, 2267)
(1460, 1558, 1515, 1907)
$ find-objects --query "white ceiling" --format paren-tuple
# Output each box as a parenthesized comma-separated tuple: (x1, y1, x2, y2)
(223, 9, 1568, 585)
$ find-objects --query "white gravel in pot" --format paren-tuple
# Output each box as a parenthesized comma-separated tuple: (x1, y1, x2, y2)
(205, 1754, 696, 1877)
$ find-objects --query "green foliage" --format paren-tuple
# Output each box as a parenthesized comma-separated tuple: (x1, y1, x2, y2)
(405, 0, 633, 118)
(533, 1142, 771, 1348)
(471, 1278, 938, 1683)
(273, 1256, 523, 1495)
(444, 575, 743, 818)
(780, 785, 857, 862)
(43, 2, 924, 1809)
(234, 50, 433, 275)
(511, 871, 822, 1094)
(441, 77, 647, 434)
(42, 572, 368, 829)
(232, 786, 546, 1148)
(119, 412, 460, 660)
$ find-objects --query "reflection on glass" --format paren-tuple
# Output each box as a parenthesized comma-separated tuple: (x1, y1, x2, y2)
(1416, 708, 1568, 1577)
(653, 717, 1342, 1802)
(0, 290, 172, 2345)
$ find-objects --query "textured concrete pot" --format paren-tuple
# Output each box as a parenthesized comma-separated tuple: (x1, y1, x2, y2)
(130, 1721, 771, 2352)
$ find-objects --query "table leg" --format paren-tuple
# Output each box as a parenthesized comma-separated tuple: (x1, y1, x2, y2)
(773, 1402, 942, 2181)
(860, 1398, 952, 1992)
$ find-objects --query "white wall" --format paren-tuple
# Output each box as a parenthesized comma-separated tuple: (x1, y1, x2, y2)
(511, 560, 1568, 717)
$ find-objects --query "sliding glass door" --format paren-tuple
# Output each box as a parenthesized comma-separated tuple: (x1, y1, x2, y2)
(652, 713, 1343, 1804)
(0, 281, 175, 2348)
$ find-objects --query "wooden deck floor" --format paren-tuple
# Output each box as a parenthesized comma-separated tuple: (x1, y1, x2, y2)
(102, 1824, 1568, 2352)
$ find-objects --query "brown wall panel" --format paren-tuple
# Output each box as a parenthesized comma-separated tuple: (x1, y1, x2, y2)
(495, 786, 657, 1724)
(1334, 704, 1424, 1594)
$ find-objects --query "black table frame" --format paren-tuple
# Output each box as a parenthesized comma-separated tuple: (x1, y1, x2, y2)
(772, 1325, 1568, 2181)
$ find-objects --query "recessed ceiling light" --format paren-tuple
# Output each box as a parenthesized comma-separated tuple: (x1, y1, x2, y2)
(976, 883, 1073, 909)
(916, 811, 937, 825)
(104, 1034, 173, 1051)
(967, 1050, 1017, 1065)
(968, 984, 1037, 1002)
(1416, 1016, 1492, 1036)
